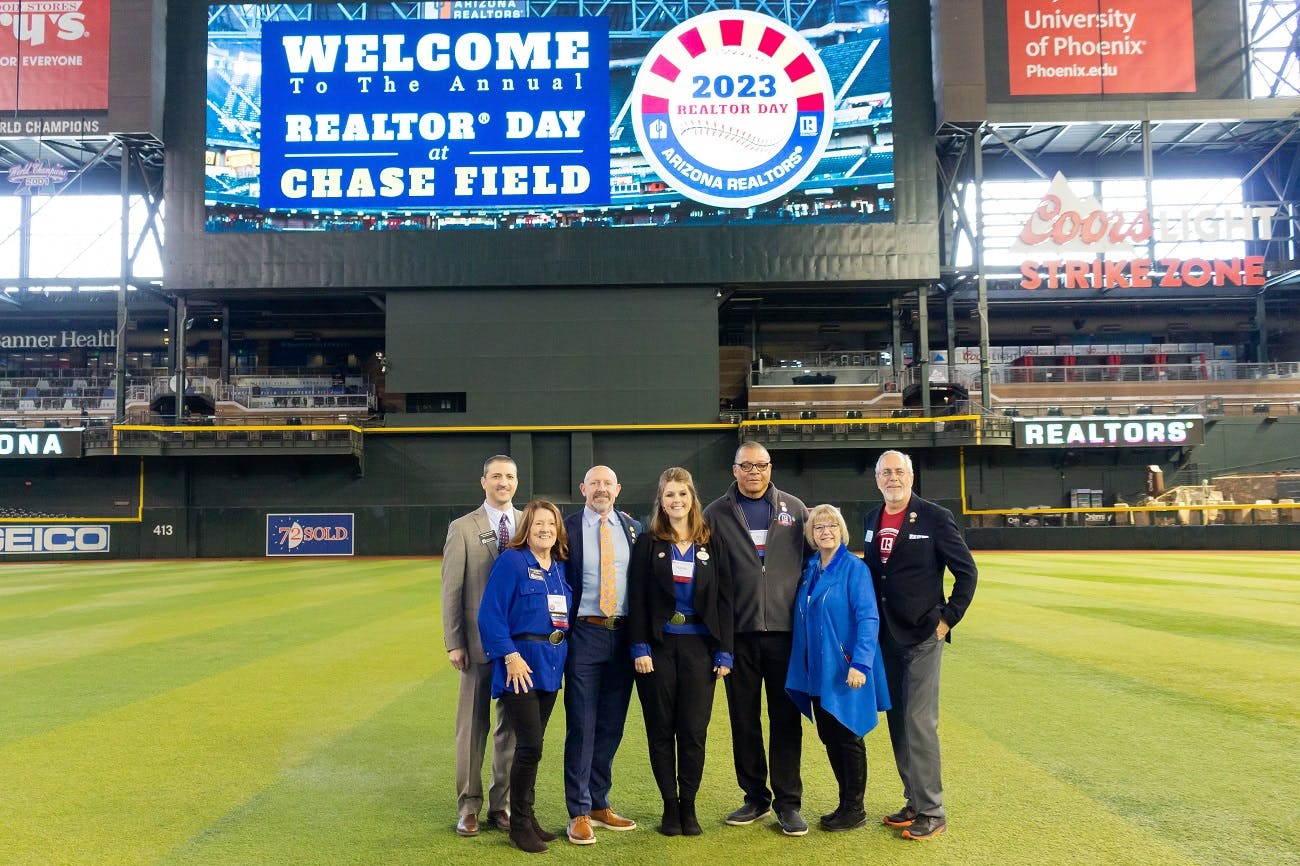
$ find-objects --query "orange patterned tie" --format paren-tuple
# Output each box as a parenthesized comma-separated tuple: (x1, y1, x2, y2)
(598, 514, 616, 617)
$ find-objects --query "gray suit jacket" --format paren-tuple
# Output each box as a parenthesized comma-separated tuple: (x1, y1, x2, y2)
(442, 505, 523, 664)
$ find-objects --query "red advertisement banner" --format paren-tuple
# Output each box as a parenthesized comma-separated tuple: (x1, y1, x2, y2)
(1006, 0, 1195, 96)
(0, 0, 111, 111)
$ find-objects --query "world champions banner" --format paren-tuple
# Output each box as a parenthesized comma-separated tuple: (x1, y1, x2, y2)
(0, 0, 110, 111)
(259, 17, 610, 209)
(1003, 0, 1194, 96)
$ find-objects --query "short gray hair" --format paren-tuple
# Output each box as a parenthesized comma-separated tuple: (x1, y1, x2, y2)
(875, 450, 913, 475)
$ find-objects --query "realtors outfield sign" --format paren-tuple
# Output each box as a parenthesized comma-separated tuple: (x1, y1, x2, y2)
(1014, 415, 1204, 449)
(1013, 173, 1274, 291)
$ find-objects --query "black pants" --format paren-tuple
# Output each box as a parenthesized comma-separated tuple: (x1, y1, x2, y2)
(635, 633, 715, 802)
(812, 697, 867, 810)
(499, 688, 558, 823)
(724, 631, 803, 811)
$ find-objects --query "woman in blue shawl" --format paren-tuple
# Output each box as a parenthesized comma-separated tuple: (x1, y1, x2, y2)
(786, 503, 891, 831)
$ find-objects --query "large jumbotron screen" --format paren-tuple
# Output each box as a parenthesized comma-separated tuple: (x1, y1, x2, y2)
(204, 1, 895, 233)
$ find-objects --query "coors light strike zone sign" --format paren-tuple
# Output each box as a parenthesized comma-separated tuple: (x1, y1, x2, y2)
(1013, 173, 1275, 291)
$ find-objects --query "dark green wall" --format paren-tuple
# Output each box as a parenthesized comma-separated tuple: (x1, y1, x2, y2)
(385, 286, 719, 425)
(3, 416, 1296, 560)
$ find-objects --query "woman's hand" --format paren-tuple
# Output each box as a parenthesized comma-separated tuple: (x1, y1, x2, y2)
(505, 652, 533, 693)
(714, 665, 731, 679)
(634, 656, 654, 674)
(846, 668, 866, 689)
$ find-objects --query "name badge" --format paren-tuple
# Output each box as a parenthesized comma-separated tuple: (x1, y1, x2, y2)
(864, 529, 874, 543)
(527, 567, 545, 581)
(671, 559, 694, 583)
(548, 593, 568, 628)
(478, 530, 497, 545)
(749, 529, 768, 552)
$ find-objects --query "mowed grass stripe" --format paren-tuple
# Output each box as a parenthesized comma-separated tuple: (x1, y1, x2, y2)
(976, 551, 1297, 591)
(0, 604, 435, 866)
(0, 575, 431, 747)
(978, 569, 1295, 626)
(963, 597, 1298, 722)
(0, 561, 209, 604)
(946, 634, 1300, 866)
(0, 559, 415, 635)
(0, 563, 431, 676)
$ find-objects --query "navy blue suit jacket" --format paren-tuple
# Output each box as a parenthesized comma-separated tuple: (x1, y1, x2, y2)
(563, 508, 642, 615)
(862, 495, 977, 647)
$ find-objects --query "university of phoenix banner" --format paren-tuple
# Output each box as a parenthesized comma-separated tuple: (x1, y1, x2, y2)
(0, 0, 111, 111)
(1004, 0, 1194, 96)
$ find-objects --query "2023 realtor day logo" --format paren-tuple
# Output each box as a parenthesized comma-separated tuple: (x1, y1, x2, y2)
(631, 10, 835, 209)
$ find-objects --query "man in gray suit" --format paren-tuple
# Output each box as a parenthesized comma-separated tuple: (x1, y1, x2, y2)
(443, 454, 522, 837)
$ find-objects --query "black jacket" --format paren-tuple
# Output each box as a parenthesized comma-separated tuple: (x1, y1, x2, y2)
(703, 482, 809, 632)
(627, 533, 734, 658)
(862, 495, 977, 647)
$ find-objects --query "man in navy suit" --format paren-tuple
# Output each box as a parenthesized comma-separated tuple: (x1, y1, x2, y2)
(862, 450, 977, 841)
(562, 465, 643, 845)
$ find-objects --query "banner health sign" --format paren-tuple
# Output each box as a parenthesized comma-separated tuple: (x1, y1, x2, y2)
(266, 513, 355, 556)
(0, 525, 110, 554)
(206, 1, 895, 230)
(1014, 415, 1205, 449)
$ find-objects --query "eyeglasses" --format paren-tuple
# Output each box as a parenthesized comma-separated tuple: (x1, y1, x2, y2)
(876, 468, 911, 478)
(812, 524, 839, 533)
(735, 462, 771, 472)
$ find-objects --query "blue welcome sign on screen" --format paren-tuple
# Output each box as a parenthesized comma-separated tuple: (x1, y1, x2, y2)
(259, 17, 610, 210)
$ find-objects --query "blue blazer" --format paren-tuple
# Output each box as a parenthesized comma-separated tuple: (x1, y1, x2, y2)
(786, 544, 890, 738)
(862, 495, 978, 647)
(563, 508, 642, 616)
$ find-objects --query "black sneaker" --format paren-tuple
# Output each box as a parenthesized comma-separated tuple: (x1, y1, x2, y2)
(882, 805, 917, 827)
(724, 803, 770, 826)
(821, 809, 867, 832)
(901, 814, 946, 840)
(776, 809, 808, 836)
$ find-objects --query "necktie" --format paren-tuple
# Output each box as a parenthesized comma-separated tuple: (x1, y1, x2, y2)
(598, 515, 616, 617)
(497, 513, 510, 553)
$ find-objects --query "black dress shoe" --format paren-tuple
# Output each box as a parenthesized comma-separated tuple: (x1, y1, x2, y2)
(456, 813, 480, 837)
(486, 810, 511, 831)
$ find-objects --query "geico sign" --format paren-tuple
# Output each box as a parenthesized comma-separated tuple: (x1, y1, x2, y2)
(1014, 416, 1204, 449)
(0, 525, 111, 554)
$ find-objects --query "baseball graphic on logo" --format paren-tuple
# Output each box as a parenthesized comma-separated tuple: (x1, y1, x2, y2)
(631, 10, 835, 209)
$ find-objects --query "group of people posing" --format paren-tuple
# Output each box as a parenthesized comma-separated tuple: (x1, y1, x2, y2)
(442, 444, 978, 854)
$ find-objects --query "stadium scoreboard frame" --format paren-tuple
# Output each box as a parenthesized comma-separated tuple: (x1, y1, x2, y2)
(165, 0, 941, 289)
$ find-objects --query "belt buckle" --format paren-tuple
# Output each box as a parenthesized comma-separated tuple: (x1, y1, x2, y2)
(548, 629, 565, 645)
(669, 611, 686, 626)
(604, 616, 622, 630)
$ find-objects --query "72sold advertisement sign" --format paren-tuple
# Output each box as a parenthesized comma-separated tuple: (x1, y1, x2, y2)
(1005, 0, 1195, 96)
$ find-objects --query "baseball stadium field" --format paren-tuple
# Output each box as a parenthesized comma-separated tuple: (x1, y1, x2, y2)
(1, 552, 1295, 866)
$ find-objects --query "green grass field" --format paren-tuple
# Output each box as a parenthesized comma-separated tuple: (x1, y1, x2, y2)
(1, 553, 1296, 866)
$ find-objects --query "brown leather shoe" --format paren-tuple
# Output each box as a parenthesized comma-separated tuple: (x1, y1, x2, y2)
(486, 810, 511, 831)
(567, 815, 596, 845)
(456, 813, 480, 837)
(588, 807, 637, 831)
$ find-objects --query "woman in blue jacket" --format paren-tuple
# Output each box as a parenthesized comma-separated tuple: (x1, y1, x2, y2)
(785, 503, 890, 832)
(478, 499, 572, 854)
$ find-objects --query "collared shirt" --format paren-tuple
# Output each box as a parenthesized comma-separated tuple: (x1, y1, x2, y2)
(578, 506, 631, 617)
(483, 501, 515, 542)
